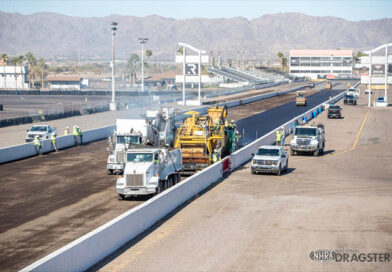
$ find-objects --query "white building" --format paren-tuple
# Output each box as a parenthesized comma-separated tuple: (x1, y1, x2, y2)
(47, 76, 82, 90)
(0, 65, 29, 89)
(289, 49, 353, 80)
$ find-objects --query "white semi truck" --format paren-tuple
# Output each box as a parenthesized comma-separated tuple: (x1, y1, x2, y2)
(107, 119, 160, 174)
(116, 147, 182, 199)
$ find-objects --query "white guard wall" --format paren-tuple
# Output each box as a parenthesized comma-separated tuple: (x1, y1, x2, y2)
(0, 65, 29, 89)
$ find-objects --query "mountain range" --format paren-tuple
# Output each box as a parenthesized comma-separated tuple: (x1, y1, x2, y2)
(0, 11, 391, 60)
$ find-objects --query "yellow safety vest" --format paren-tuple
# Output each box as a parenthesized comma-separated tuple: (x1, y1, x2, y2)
(275, 131, 281, 141)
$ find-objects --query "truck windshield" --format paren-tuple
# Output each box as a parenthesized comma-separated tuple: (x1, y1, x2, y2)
(117, 136, 141, 144)
(295, 128, 317, 136)
(256, 148, 279, 156)
(30, 126, 47, 132)
(127, 153, 153, 162)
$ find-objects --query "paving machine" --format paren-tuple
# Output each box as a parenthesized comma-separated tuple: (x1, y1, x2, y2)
(174, 105, 237, 175)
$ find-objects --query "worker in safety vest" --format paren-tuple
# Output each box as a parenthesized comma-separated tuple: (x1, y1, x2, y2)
(229, 120, 236, 130)
(64, 126, 70, 135)
(280, 127, 286, 146)
(51, 132, 58, 152)
(275, 130, 282, 146)
(73, 125, 83, 145)
(214, 120, 220, 132)
(33, 136, 42, 155)
(212, 151, 220, 163)
(346, 82, 351, 89)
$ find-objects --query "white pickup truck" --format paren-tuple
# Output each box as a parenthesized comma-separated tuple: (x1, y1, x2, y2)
(26, 125, 57, 142)
(250, 145, 288, 176)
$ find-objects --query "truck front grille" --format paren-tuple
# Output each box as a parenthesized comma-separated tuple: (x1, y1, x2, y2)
(126, 174, 144, 187)
(116, 151, 125, 163)
(297, 138, 310, 145)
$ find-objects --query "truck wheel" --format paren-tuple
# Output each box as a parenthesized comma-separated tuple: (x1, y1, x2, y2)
(290, 149, 294, 156)
(117, 194, 125, 200)
(285, 160, 289, 172)
(251, 170, 256, 175)
(276, 165, 281, 176)
(314, 149, 319, 157)
(107, 169, 113, 175)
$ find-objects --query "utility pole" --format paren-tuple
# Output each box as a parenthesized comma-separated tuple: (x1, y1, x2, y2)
(110, 22, 118, 111)
(138, 37, 148, 92)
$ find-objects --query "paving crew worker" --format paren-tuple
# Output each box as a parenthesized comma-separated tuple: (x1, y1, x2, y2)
(229, 120, 237, 130)
(212, 151, 220, 163)
(64, 126, 70, 135)
(280, 127, 286, 146)
(51, 132, 58, 152)
(224, 119, 229, 128)
(73, 125, 83, 145)
(275, 129, 282, 146)
(33, 136, 42, 155)
(154, 154, 159, 164)
(214, 119, 220, 132)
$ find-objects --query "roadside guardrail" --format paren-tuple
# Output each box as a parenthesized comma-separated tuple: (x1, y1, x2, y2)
(20, 83, 357, 272)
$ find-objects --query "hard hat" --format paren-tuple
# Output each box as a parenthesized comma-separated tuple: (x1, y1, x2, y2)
(66, 126, 69, 129)
(73, 125, 77, 129)
(231, 120, 235, 123)
(51, 132, 56, 135)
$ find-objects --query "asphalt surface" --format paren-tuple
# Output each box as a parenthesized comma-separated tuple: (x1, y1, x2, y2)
(94, 84, 392, 272)
(235, 81, 357, 144)
(0, 80, 351, 271)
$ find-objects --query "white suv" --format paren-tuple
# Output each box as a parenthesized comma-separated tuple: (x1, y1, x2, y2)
(250, 145, 288, 176)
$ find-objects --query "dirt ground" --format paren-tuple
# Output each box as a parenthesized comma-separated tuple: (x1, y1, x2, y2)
(93, 89, 392, 272)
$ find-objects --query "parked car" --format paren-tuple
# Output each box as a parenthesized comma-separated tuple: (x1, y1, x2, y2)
(328, 105, 342, 119)
(250, 145, 288, 176)
(365, 89, 373, 94)
(375, 96, 389, 107)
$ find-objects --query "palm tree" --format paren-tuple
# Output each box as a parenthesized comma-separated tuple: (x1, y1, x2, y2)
(15, 55, 25, 89)
(177, 47, 184, 54)
(145, 49, 153, 60)
(0, 53, 8, 89)
(25, 52, 36, 88)
(277, 52, 287, 71)
(127, 53, 140, 83)
(37, 57, 46, 89)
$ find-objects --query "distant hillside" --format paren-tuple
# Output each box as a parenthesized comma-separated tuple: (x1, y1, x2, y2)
(0, 11, 391, 59)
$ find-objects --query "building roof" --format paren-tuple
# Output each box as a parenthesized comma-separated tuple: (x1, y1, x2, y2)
(47, 76, 82, 82)
(146, 71, 177, 82)
(290, 49, 353, 57)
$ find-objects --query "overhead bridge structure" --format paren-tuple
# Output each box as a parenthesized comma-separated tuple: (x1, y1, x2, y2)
(208, 66, 288, 85)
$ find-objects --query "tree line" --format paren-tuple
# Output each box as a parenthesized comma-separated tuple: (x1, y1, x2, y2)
(1, 52, 47, 89)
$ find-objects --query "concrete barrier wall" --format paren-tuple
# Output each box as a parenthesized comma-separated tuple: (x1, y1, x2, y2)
(0, 125, 115, 164)
(21, 88, 345, 272)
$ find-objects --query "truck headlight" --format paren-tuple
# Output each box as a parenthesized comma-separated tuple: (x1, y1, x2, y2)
(252, 159, 256, 164)
(273, 161, 278, 165)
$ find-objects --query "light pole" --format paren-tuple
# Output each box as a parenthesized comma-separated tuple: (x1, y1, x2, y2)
(138, 37, 148, 92)
(110, 22, 118, 111)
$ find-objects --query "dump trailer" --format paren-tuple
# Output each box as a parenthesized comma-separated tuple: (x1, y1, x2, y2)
(174, 105, 237, 175)
(146, 108, 177, 147)
(116, 147, 182, 198)
(107, 119, 160, 174)
(296, 91, 307, 106)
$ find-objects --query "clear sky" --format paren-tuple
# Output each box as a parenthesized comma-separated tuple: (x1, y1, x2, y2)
(0, 0, 391, 21)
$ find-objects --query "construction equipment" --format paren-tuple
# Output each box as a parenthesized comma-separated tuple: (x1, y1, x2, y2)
(296, 91, 307, 106)
(107, 119, 160, 174)
(325, 81, 332, 90)
(145, 107, 177, 147)
(116, 147, 182, 198)
(174, 105, 238, 175)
